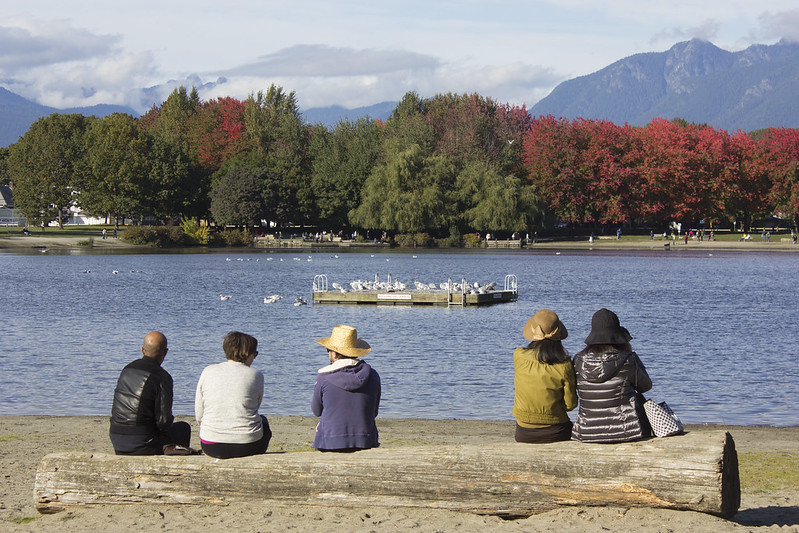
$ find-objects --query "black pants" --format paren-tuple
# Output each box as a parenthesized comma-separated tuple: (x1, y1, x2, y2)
(110, 421, 192, 455)
(514, 421, 573, 443)
(201, 417, 272, 459)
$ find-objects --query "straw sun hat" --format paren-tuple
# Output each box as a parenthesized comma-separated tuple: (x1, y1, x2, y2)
(316, 325, 371, 358)
(523, 309, 568, 341)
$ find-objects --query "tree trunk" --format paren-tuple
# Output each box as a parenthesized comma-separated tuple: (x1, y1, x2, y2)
(35, 430, 739, 519)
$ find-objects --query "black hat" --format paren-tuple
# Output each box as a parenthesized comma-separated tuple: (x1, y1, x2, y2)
(584, 308, 632, 345)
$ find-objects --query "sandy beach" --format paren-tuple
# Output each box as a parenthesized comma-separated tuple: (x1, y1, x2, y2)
(1, 416, 797, 532)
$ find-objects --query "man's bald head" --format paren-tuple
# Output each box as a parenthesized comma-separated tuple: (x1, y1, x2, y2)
(141, 331, 168, 363)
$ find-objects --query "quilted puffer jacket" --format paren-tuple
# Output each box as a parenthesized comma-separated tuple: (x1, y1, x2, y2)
(571, 348, 652, 443)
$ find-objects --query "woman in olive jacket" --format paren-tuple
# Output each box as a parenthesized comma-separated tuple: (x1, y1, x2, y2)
(571, 308, 652, 443)
(512, 309, 578, 443)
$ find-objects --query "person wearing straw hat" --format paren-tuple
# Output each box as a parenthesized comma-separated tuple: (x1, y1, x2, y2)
(312, 325, 381, 451)
(571, 308, 652, 443)
(512, 309, 578, 443)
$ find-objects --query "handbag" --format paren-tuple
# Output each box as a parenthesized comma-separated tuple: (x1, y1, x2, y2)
(643, 399, 684, 437)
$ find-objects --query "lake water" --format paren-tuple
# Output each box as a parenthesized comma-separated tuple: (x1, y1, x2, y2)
(1, 247, 797, 426)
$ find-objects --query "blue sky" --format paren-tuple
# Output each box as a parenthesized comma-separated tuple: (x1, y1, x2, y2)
(2, 0, 798, 114)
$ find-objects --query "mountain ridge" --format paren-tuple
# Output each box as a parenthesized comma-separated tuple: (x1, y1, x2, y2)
(529, 38, 799, 131)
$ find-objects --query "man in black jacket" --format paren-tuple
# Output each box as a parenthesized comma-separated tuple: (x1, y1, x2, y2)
(109, 331, 191, 454)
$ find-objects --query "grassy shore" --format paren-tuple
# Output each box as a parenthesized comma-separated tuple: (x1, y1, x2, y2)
(2, 225, 798, 252)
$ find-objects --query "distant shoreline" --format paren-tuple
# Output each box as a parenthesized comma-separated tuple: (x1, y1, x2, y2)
(1, 233, 798, 253)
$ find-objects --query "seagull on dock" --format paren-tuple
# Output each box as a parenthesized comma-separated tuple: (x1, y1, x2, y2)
(220, 294, 231, 301)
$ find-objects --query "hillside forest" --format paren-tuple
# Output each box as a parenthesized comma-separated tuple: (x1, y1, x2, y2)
(2, 85, 798, 246)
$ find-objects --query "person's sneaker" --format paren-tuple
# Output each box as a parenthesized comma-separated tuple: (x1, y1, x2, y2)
(162, 444, 194, 455)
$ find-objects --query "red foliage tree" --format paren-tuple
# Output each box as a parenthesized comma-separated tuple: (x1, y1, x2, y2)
(190, 97, 248, 172)
(756, 128, 799, 227)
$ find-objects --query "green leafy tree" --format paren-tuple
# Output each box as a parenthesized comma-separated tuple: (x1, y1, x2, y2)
(383, 91, 435, 155)
(456, 161, 542, 234)
(309, 118, 382, 228)
(140, 87, 208, 220)
(82, 113, 148, 223)
(210, 167, 267, 227)
(244, 85, 311, 224)
(0, 147, 9, 186)
(7, 113, 89, 229)
(351, 144, 457, 233)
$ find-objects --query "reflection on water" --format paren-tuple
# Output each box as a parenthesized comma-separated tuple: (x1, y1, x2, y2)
(1, 248, 798, 426)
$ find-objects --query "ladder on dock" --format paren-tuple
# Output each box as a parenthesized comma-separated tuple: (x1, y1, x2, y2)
(447, 278, 467, 307)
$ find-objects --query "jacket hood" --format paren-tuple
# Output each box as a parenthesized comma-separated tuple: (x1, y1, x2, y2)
(322, 360, 373, 392)
(576, 349, 632, 383)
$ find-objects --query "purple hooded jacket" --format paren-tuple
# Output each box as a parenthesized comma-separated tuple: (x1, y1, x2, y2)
(311, 360, 381, 450)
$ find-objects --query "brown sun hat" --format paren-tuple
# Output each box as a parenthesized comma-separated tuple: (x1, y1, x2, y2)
(316, 325, 371, 357)
(584, 308, 632, 345)
(523, 309, 568, 341)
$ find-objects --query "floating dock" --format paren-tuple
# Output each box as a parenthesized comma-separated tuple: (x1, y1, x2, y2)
(312, 274, 518, 307)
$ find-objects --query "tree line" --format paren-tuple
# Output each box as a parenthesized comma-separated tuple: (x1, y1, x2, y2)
(2, 85, 798, 242)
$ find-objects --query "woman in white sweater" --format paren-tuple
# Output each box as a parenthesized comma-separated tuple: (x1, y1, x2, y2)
(195, 331, 271, 458)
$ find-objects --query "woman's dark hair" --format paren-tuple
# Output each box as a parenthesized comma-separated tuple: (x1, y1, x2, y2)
(223, 331, 258, 363)
(527, 339, 570, 364)
(584, 342, 632, 354)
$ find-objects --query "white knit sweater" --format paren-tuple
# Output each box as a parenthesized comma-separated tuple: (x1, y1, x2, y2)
(195, 360, 265, 444)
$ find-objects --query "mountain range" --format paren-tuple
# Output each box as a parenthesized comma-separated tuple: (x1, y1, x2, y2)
(0, 87, 138, 147)
(2, 38, 798, 147)
(529, 38, 799, 132)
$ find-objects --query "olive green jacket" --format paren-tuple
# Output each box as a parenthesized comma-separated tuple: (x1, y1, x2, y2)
(512, 346, 578, 426)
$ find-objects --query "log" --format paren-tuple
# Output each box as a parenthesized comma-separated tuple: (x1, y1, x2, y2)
(34, 430, 739, 519)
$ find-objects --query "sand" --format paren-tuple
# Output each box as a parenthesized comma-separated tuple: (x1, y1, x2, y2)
(1, 416, 797, 532)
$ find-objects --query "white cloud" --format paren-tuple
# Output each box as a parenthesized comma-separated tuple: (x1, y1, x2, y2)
(0, 20, 119, 71)
(222, 45, 440, 78)
(1, 2, 798, 114)
(754, 10, 799, 42)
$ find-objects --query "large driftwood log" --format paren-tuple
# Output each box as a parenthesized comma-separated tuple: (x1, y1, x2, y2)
(35, 430, 739, 518)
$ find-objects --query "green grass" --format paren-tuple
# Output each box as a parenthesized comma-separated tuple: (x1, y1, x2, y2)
(738, 452, 799, 492)
(0, 225, 116, 238)
(10, 516, 38, 524)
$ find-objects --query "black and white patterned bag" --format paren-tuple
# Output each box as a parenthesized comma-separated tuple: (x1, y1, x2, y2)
(643, 399, 684, 437)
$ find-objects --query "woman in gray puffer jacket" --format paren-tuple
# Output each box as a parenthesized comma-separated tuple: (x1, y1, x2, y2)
(571, 308, 652, 443)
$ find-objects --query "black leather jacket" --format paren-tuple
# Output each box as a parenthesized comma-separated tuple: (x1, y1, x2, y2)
(109, 356, 174, 436)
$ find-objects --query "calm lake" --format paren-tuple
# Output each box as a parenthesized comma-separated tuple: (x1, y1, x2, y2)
(1, 248, 797, 426)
